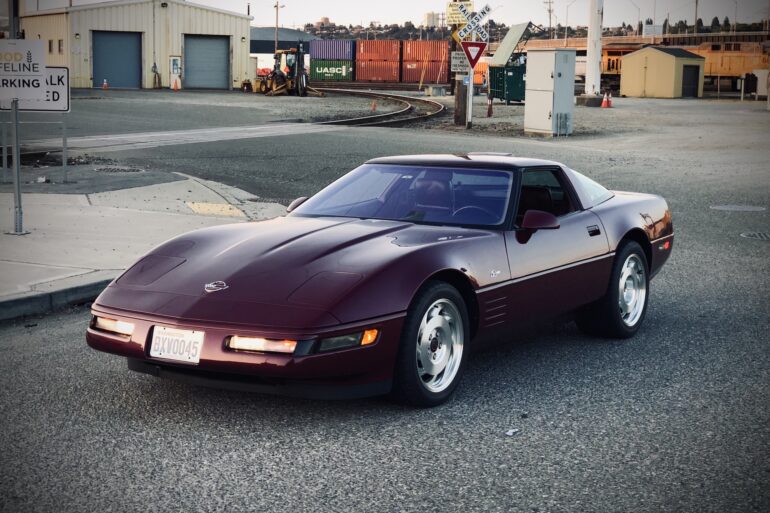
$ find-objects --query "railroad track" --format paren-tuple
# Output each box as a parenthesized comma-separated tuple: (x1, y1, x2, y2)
(313, 82, 449, 92)
(315, 88, 447, 127)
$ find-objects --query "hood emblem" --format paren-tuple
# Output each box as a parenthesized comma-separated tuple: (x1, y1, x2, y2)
(204, 281, 229, 293)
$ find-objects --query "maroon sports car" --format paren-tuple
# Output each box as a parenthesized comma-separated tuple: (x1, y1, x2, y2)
(87, 154, 673, 406)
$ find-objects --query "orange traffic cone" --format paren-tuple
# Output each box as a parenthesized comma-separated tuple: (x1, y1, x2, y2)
(601, 92, 609, 108)
(102, 79, 109, 90)
(172, 78, 179, 91)
(607, 91, 613, 108)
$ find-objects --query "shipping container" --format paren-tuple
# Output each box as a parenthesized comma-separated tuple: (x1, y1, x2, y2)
(310, 39, 356, 61)
(474, 57, 492, 86)
(310, 60, 354, 81)
(357, 40, 401, 61)
(401, 61, 448, 83)
(356, 60, 400, 82)
(402, 40, 449, 63)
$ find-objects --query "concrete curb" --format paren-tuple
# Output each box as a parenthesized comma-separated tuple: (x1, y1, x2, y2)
(0, 279, 113, 322)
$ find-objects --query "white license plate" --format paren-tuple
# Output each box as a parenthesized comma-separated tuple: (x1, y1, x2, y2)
(150, 326, 205, 364)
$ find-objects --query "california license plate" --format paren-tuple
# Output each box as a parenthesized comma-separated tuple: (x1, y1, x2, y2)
(150, 326, 204, 364)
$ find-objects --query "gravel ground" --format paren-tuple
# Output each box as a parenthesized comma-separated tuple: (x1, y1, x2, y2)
(1, 94, 768, 513)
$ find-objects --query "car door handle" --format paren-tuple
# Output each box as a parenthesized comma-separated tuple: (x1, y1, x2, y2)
(587, 225, 601, 237)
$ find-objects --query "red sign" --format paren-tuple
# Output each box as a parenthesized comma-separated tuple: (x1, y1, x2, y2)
(460, 41, 488, 69)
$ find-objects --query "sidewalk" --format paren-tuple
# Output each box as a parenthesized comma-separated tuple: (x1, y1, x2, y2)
(0, 173, 285, 321)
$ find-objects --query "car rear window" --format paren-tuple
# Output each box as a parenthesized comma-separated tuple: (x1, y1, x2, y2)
(569, 169, 613, 207)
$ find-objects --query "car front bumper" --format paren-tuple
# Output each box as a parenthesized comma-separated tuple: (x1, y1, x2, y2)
(86, 305, 405, 399)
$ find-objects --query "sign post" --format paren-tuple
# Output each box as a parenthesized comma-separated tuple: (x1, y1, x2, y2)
(0, 39, 45, 235)
(452, 3, 491, 129)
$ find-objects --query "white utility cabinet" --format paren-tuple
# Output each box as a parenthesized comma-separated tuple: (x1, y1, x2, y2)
(524, 49, 576, 136)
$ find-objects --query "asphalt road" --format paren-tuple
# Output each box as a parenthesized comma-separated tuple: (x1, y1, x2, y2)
(1, 94, 769, 512)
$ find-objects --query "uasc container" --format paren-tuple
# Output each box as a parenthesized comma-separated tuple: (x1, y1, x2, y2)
(357, 40, 401, 61)
(356, 60, 400, 82)
(310, 40, 355, 61)
(401, 61, 448, 83)
(310, 60, 354, 81)
(402, 40, 449, 63)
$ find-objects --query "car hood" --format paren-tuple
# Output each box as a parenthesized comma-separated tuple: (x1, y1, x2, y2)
(96, 216, 492, 329)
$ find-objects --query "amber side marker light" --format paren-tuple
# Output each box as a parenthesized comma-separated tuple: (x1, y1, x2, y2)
(93, 316, 135, 336)
(228, 336, 297, 354)
(361, 329, 379, 346)
(318, 329, 380, 353)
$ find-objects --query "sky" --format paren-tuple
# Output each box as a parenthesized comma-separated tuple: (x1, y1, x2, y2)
(28, 0, 770, 28)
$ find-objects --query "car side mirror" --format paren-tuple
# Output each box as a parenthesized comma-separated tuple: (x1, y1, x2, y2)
(286, 196, 308, 213)
(521, 210, 560, 231)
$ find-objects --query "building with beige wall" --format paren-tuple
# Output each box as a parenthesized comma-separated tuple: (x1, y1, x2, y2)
(620, 46, 705, 98)
(20, 0, 251, 90)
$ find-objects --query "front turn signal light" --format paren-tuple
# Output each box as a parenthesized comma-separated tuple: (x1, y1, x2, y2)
(93, 316, 135, 336)
(361, 329, 379, 346)
(318, 329, 380, 353)
(228, 336, 297, 354)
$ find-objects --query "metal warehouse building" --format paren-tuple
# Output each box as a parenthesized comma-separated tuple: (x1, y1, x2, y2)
(20, 0, 251, 90)
(620, 46, 705, 99)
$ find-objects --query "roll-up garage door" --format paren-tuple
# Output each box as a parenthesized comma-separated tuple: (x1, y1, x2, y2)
(184, 35, 230, 89)
(92, 31, 142, 89)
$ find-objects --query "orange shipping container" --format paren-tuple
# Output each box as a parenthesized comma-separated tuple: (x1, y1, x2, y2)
(356, 60, 400, 82)
(402, 40, 449, 63)
(402, 61, 449, 83)
(474, 60, 490, 86)
(356, 40, 401, 61)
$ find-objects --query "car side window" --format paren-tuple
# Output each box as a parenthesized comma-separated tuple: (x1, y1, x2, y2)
(516, 168, 577, 224)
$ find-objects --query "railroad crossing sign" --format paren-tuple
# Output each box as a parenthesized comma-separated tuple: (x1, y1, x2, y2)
(456, 3, 491, 41)
(460, 41, 487, 69)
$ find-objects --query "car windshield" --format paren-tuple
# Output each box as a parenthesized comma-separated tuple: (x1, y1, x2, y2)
(292, 164, 513, 227)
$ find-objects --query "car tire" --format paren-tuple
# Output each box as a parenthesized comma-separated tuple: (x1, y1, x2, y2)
(392, 281, 470, 407)
(576, 241, 649, 339)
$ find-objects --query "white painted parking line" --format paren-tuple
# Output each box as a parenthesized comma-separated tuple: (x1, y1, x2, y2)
(24, 123, 347, 152)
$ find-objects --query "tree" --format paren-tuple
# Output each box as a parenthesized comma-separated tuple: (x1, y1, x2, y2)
(662, 18, 669, 33)
(723, 16, 730, 30)
(637, 20, 643, 35)
(711, 16, 720, 31)
(621, 21, 626, 29)
(645, 18, 653, 25)
(696, 18, 704, 32)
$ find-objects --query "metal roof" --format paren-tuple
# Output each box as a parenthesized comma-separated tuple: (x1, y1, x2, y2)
(643, 46, 705, 59)
(250, 26, 319, 42)
(490, 22, 531, 66)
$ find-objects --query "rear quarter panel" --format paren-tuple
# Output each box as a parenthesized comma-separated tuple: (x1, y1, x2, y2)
(591, 191, 674, 277)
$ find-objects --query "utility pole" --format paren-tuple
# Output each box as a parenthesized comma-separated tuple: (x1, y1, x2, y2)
(544, 0, 554, 39)
(694, 0, 698, 34)
(274, 2, 285, 53)
(733, 0, 738, 34)
(451, 0, 464, 124)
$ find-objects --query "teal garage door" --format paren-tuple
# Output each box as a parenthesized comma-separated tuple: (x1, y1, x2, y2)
(92, 31, 142, 89)
(184, 35, 230, 89)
